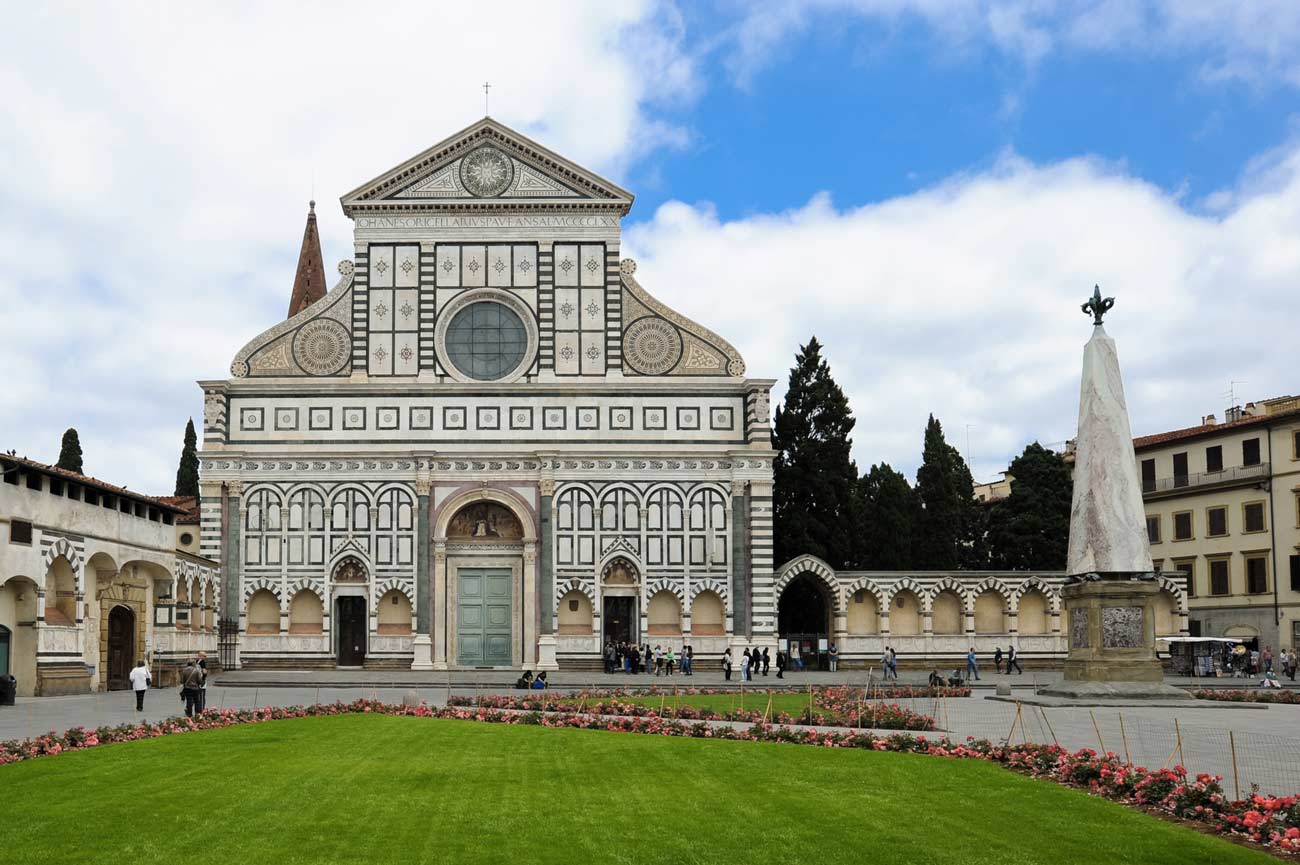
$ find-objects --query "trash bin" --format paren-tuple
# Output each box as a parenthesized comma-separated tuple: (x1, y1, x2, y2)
(0, 675, 16, 706)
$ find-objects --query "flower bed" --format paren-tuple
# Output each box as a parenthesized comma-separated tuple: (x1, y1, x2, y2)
(447, 692, 937, 731)
(1193, 689, 1300, 705)
(2, 700, 1296, 853)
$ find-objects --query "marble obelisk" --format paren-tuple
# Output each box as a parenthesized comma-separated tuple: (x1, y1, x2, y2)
(1044, 287, 1184, 698)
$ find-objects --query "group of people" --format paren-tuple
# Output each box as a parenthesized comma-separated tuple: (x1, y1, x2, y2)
(515, 671, 549, 690)
(127, 652, 209, 717)
(722, 647, 773, 680)
(964, 646, 1023, 681)
(1222, 643, 1297, 680)
(603, 641, 694, 676)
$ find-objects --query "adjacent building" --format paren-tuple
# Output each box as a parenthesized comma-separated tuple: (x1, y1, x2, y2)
(0, 455, 219, 696)
(1136, 396, 1300, 652)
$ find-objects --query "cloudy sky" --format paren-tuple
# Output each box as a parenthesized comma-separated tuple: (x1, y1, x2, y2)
(2, 0, 1299, 493)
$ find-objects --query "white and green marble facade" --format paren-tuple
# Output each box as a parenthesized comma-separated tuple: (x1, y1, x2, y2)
(198, 119, 777, 671)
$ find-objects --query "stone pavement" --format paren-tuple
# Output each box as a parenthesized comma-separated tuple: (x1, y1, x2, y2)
(3, 669, 1296, 794)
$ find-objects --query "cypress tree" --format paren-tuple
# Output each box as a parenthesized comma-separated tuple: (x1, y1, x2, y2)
(773, 337, 860, 569)
(859, 463, 915, 569)
(56, 428, 83, 473)
(174, 418, 200, 498)
(987, 442, 1073, 570)
(912, 415, 986, 569)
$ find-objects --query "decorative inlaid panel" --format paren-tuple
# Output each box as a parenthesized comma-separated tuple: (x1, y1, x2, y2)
(1070, 607, 1089, 649)
(1101, 606, 1144, 648)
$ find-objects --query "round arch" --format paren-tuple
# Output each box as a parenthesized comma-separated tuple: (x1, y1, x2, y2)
(777, 572, 834, 637)
(433, 486, 537, 541)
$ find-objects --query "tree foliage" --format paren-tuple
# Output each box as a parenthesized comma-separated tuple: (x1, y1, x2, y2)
(858, 463, 916, 569)
(987, 442, 1073, 570)
(773, 337, 860, 569)
(174, 418, 200, 498)
(56, 428, 83, 474)
(912, 415, 986, 569)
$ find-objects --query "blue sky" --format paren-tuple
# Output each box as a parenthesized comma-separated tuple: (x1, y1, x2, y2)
(2, 1, 1299, 492)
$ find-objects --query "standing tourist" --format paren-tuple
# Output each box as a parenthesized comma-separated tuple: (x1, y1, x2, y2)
(682, 645, 693, 676)
(751, 647, 762, 679)
(1006, 644, 1023, 675)
(966, 647, 980, 681)
(1262, 645, 1273, 674)
(761, 647, 770, 676)
(828, 643, 839, 673)
(880, 647, 891, 679)
(665, 647, 676, 676)
(643, 643, 653, 674)
(180, 660, 203, 719)
(604, 640, 615, 674)
(654, 645, 664, 676)
(994, 646, 1004, 675)
(887, 646, 898, 680)
(128, 659, 151, 712)
(723, 648, 733, 681)
(741, 648, 752, 681)
(196, 651, 209, 714)
(776, 648, 786, 679)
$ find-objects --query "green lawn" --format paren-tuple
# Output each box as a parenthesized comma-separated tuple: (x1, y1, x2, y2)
(0, 715, 1272, 865)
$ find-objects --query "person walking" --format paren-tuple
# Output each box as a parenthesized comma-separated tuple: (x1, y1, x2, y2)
(965, 647, 980, 681)
(776, 649, 786, 679)
(994, 646, 1004, 675)
(1006, 644, 1023, 675)
(761, 647, 770, 676)
(887, 646, 898, 680)
(723, 648, 733, 681)
(128, 659, 151, 711)
(741, 648, 752, 681)
(829, 643, 839, 673)
(180, 660, 203, 718)
(654, 645, 664, 676)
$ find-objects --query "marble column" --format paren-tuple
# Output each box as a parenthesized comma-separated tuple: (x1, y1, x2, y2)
(535, 477, 558, 670)
(222, 481, 243, 623)
(411, 479, 433, 670)
(431, 541, 448, 670)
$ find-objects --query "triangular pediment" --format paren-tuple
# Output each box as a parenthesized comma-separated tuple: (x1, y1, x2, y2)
(340, 118, 633, 215)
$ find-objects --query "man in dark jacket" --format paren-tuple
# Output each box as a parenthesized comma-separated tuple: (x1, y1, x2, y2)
(180, 661, 204, 718)
(761, 647, 771, 676)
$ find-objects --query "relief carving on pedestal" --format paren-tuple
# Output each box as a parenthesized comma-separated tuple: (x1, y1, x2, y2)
(1070, 607, 1090, 649)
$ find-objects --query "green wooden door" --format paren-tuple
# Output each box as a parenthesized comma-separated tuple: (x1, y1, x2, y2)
(457, 568, 512, 666)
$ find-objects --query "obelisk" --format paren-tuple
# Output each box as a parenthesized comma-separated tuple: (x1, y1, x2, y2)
(1043, 287, 1185, 699)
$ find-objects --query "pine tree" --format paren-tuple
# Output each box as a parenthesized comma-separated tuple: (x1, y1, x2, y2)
(858, 463, 915, 569)
(56, 428, 83, 473)
(773, 337, 861, 569)
(987, 442, 1073, 570)
(174, 418, 200, 498)
(912, 415, 986, 569)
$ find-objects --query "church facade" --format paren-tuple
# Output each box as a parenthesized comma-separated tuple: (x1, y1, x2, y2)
(199, 119, 776, 670)
(198, 119, 1187, 672)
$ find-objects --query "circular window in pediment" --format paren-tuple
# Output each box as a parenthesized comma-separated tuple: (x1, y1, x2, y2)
(444, 300, 529, 381)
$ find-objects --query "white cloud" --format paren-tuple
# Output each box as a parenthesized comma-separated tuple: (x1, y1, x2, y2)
(0, 1, 696, 491)
(625, 146, 1300, 483)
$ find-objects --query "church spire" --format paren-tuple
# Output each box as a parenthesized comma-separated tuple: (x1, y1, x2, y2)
(287, 200, 327, 318)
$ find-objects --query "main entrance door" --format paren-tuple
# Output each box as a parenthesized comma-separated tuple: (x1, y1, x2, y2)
(107, 606, 134, 690)
(337, 597, 367, 666)
(603, 597, 636, 645)
(457, 568, 512, 666)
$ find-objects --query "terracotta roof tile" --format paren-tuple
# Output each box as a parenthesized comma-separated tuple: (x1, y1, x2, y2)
(157, 495, 201, 524)
(0, 453, 188, 514)
(1133, 406, 1300, 450)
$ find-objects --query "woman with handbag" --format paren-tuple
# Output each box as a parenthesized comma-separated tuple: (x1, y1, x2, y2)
(128, 659, 151, 711)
